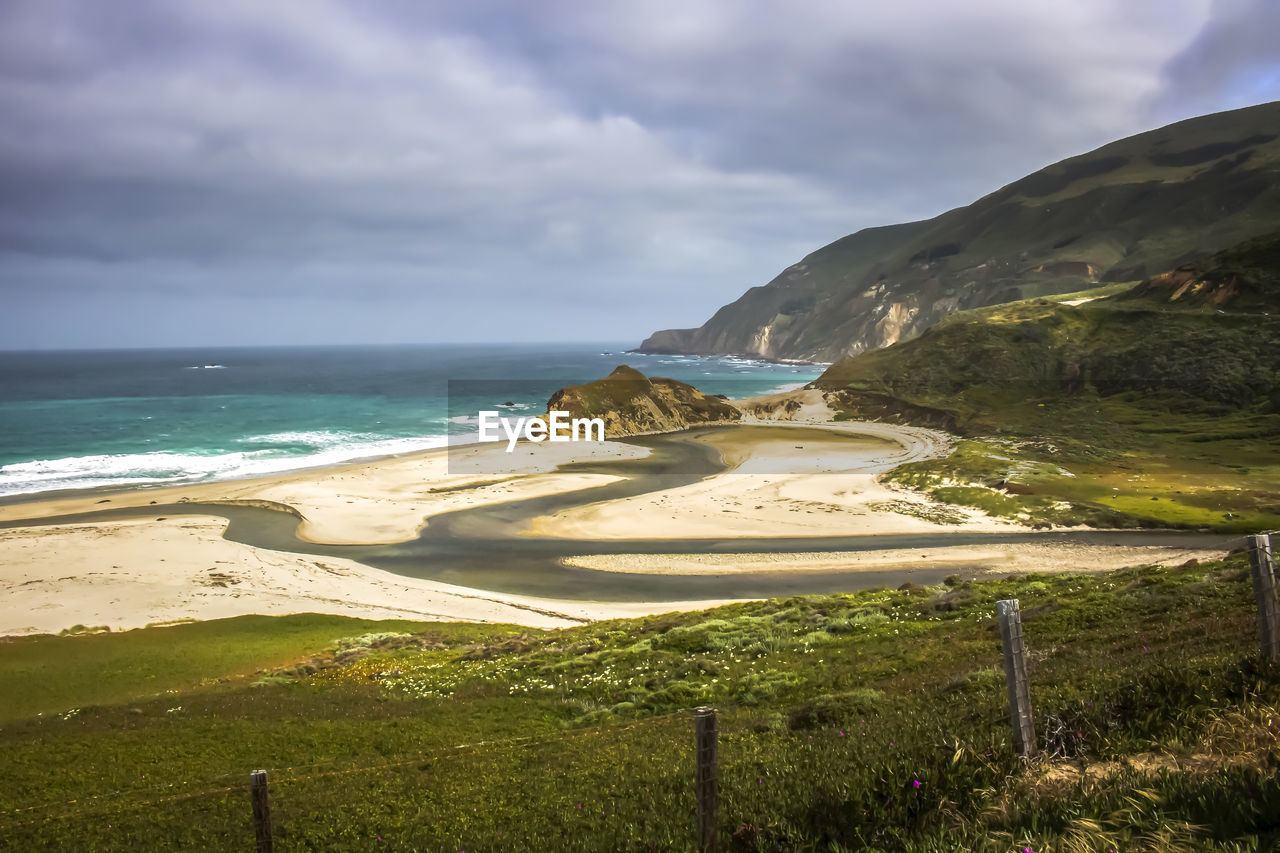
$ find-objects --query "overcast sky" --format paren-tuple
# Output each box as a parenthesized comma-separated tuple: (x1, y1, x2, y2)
(1, 0, 1277, 350)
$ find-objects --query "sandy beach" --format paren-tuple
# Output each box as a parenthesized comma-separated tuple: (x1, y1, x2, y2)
(0, 516, 738, 635)
(0, 435, 740, 634)
(0, 395, 1235, 635)
(0, 438, 651, 544)
(561, 541, 1228, 577)
(524, 418, 985, 539)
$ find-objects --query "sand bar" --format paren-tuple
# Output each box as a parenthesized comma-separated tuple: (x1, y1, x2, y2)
(561, 542, 1229, 577)
(0, 408, 1234, 635)
(525, 419, 993, 539)
(0, 439, 650, 545)
(0, 516, 738, 635)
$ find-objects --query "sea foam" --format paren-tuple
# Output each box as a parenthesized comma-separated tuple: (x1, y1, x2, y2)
(0, 432, 448, 496)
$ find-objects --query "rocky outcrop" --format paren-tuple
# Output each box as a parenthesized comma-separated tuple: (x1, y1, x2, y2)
(546, 365, 740, 437)
(815, 229, 1280, 415)
(639, 101, 1280, 363)
(636, 328, 699, 354)
(1118, 228, 1280, 312)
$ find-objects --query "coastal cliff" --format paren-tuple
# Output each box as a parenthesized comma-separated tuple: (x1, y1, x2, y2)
(640, 101, 1280, 363)
(547, 365, 740, 437)
(814, 228, 1280, 431)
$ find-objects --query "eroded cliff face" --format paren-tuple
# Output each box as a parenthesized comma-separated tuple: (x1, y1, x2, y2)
(871, 302, 918, 350)
(639, 101, 1280, 363)
(1115, 228, 1280, 313)
(814, 228, 1280, 420)
(547, 365, 740, 437)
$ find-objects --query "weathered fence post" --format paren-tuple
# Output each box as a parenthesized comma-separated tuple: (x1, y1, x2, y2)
(997, 599, 1037, 758)
(250, 769, 273, 853)
(1247, 533, 1279, 660)
(693, 706, 719, 853)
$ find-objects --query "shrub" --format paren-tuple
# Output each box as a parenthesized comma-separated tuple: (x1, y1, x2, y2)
(949, 666, 1006, 694)
(788, 688, 886, 729)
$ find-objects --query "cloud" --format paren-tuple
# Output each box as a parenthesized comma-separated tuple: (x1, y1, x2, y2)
(0, 0, 1261, 348)
(1151, 0, 1280, 116)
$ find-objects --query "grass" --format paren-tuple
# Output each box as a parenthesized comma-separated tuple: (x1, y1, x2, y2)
(816, 231, 1280, 533)
(873, 395, 1280, 532)
(0, 614, 520, 724)
(2, 554, 1278, 850)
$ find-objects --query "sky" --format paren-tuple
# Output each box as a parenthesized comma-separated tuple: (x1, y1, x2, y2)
(1, 0, 1278, 350)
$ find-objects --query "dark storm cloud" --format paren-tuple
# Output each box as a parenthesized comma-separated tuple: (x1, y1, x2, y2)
(0, 0, 1263, 348)
(1154, 0, 1280, 113)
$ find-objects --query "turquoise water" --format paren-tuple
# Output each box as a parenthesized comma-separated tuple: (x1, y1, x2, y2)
(0, 344, 822, 496)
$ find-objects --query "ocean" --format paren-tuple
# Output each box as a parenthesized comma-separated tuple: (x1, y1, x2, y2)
(0, 343, 822, 497)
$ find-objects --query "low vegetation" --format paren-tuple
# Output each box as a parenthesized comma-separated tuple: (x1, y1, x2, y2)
(548, 364, 741, 437)
(0, 614, 497, 724)
(818, 229, 1280, 533)
(3, 553, 1277, 850)
(873, 397, 1280, 533)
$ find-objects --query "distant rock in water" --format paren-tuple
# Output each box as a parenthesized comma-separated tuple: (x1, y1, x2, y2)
(547, 365, 741, 437)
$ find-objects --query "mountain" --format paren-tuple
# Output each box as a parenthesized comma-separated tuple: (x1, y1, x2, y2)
(814, 228, 1280, 427)
(640, 101, 1280, 363)
(546, 365, 740, 437)
(807, 230, 1280, 533)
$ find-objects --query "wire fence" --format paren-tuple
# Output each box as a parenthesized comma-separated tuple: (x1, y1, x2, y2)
(3, 534, 1276, 851)
(3, 710, 691, 832)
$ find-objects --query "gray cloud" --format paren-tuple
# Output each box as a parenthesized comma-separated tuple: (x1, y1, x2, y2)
(1152, 0, 1280, 115)
(0, 0, 1267, 348)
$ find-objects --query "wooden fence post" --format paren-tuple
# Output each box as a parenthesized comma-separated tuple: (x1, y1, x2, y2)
(693, 706, 719, 853)
(250, 769, 273, 853)
(997, 599, 1037, 758)
(1247, 533, 1280, 660)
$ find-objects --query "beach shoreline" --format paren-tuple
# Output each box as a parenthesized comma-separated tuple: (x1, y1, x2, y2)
(0, 404, 1236, 636)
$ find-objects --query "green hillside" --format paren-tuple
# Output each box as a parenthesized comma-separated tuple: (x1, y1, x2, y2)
(641, 101, 1280, 363)
(4, 557, 1279, 850)
(814, 231, 1280, 532)
(1117, 227, 1280, 313)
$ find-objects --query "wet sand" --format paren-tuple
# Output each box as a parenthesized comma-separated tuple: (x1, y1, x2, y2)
(0, 421, 1240, 635)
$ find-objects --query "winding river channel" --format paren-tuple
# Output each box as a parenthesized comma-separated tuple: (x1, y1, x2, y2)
(0, 426, 1239, 602)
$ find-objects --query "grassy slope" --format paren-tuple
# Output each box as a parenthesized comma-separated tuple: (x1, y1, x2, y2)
(0, 614, 517, 724)
(2, 557, 1278, 851)
(814, 232, 1280, 533)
